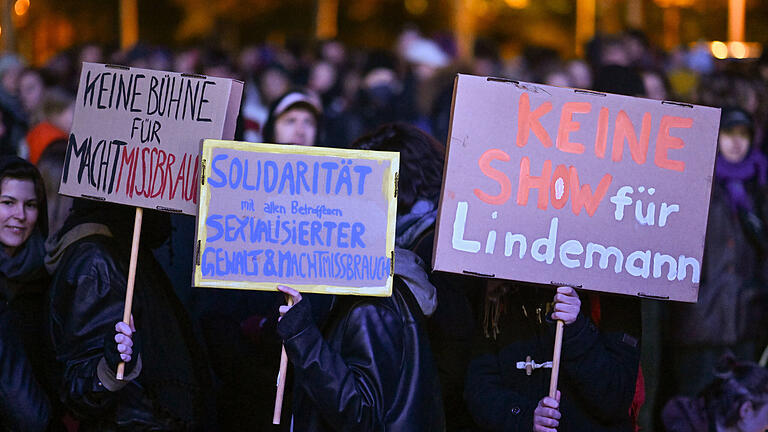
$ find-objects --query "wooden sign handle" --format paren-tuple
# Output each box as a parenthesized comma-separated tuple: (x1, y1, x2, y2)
(548, 319, 564, 398)
(116, 207, 143, 380)
(273, 295, 295, 424)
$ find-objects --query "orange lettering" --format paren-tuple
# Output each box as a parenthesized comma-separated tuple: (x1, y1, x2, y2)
(556, 102, 590, 154)
(594, 107, 609, 158)
(569, 166, 612, 217)
(612, 110, 651, 164)
(517, 157, 552, 210)
(517, 92, 553, 148)
(654, 115, 692, 172)
(550, 164, 570, 209)
(473, 149, 512, 205)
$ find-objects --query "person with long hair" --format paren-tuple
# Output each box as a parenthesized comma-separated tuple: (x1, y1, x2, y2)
(0, 156, 55, 431)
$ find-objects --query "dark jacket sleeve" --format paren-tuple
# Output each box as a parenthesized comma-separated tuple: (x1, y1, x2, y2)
(464, 334, 537, 431)
(557, 295, 641, 423)
(49, 243, 131, 418)
(277, 297, 402, 431)
(0, 301, 50, 432)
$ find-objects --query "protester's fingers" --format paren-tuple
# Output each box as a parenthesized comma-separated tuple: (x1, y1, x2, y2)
(533, 419, 558, 432)
(279, 305, 291, 315)
(115, 321, 133, 337)
(553, 302, 579, 312)
(117, 343, 132, 356)
(556, 390, 561, 402)
(556, 286, 575, 297)
(277, 285, 302, 303)
(540, 397, 560, 410)
(129, 314, 136, 332)
(114, 333, 133, 347)
(534, 414, 560, 428)
(536, 406, 561, 421)
(120, 354, 132, 362)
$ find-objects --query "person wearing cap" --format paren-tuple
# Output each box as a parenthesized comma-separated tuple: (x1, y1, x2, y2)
(668, 106, 768, 397)
(263, 89, 323, 147)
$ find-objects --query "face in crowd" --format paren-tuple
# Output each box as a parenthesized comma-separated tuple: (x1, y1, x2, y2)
(274, 107, 317, 147)
(0, 177, 38, 256)
(718, 124, 751, 164)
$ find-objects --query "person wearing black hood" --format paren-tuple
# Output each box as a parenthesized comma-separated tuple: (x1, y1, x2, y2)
(46, 200, 213, 431)
(667, 107, 768, 397)
(0, 156, 55, 431)
(353, 122, 482, 431)
(275, 246, 445, 431)
(270, 122, 446, 431)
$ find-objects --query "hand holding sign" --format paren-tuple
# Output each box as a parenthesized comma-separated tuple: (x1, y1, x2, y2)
(62, 63, 243, 379)
(534, 391, 561, 432)
(277, 285, 302, 318)
(551, 286, 580, 325)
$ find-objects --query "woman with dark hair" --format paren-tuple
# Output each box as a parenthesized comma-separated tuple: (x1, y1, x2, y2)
(46, 200, 213, 430)
(0, 156, 55, 431)
(352, 123, 482, 431)
(663, 354, 768, 432)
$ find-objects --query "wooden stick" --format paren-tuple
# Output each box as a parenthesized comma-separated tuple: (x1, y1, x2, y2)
(273, 295, 294, 424)
(116, 207, 143, 380)
(548, 319, 565, 398)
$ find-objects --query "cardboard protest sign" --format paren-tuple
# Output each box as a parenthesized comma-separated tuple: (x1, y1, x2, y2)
(194, 140, 399, 296)
(433, 74, 721, 302)
(59, 63, 243, 215)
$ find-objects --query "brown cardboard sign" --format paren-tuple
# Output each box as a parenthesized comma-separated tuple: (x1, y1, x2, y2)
(59, 63, 243, 215)
(433, 74, 721, 302)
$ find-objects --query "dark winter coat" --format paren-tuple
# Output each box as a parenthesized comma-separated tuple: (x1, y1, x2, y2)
(0, 155, 57, 431)
(0, 300, 50, 431)
(465, 287, 641, 432)
(661, 396, 715, 432)
(669, 181, 768, 346)
(276, 248, 445, 431)
(47, 225, 211, 431)
(409, 225, 483, 431)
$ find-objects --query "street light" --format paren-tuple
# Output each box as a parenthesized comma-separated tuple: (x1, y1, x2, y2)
(13, 0, 28, 16)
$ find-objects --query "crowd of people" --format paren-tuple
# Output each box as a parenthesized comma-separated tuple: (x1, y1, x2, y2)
(0, 27, 767, 432)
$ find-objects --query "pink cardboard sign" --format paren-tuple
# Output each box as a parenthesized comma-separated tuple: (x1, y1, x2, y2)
(59, 63, 243, 215)
(433, 74, 721, 302)
(194, 140, 399, 296)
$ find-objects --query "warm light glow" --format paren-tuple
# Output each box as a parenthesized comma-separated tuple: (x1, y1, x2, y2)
(504, 0, 528, 8)
(729, 41, 747, 59)
(711, 41, 728, 59)
(653, 0, 695, 7)
(14, 0, 30, 16)
(471, 0, 489, 16)
(405, 0, 428, 15)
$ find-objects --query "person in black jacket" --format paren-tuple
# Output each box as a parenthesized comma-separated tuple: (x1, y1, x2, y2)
(275, 247, 445, 431)
(465, 280, 641, 432)
(352, 122, 483, 431)
(0, 156, 58, 431)
(0, 300, 50, 431)
(46, 200, 212, 431)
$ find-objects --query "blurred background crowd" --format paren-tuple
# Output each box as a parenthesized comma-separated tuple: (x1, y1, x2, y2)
(0, 1, 767, 431)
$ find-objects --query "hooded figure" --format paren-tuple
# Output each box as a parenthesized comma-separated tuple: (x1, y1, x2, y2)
(275, 247, 445, 431)
(0, 156, 54, 431)
(46, 200, 213, 431)
(668, 107, 768, 396)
